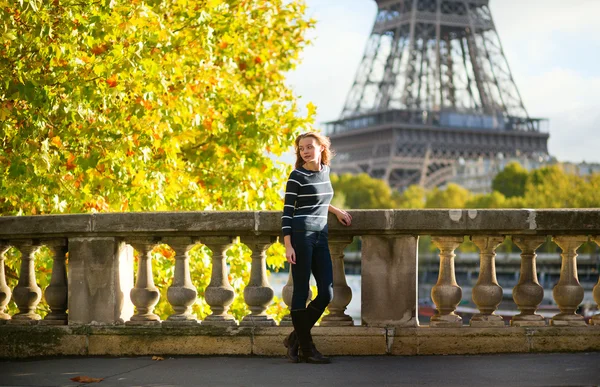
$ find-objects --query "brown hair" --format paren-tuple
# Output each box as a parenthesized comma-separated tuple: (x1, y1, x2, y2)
(294, 132, 333, 169)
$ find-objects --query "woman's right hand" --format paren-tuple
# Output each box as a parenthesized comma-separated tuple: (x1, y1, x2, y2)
(285, 245, 296, 265)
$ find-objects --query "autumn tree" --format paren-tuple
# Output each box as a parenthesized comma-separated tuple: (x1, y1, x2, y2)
(425, 183, 470, 208)
(465, 191, 507, 209)
(524, 165, 586, 208)
(396, 185, 426, 209)
(492, 161, 528, 198)
(577, 173, 600, 208)
(0, 0, 315, 320)
(330, 173, 399, 209)
(1, 0, 314, 214)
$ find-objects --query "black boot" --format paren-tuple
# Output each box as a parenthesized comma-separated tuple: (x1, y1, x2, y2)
(306, 304, 327, 359)
(291, 310, 330, 364)
(283, 330, 299, 363)
(306, 303, 325, 327)
(283, 304, 321, 363)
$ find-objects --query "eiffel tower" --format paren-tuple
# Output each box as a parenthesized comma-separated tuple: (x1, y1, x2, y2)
(325, 0, 549, 190)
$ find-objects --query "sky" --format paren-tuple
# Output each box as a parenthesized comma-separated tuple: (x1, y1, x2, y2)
(286, 0, 600, 164)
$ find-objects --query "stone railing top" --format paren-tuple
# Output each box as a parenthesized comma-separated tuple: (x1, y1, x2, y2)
(0, 209, 599, 239)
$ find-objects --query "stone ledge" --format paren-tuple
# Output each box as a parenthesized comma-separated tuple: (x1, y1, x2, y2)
(252, 326, 388, 356)
(1, 325, 599, 359)
(389, 326, 600, 355)
(2, 210, 600, 239)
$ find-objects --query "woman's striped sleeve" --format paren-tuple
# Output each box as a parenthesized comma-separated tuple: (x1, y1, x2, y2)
(281, 172, 299, 236)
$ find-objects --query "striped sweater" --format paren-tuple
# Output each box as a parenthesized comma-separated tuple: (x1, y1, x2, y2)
(281, 164, 333, 236)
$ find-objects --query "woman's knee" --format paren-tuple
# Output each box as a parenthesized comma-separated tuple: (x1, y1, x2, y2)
(312, 287, 333, 310)
(291, 286, 311, 310)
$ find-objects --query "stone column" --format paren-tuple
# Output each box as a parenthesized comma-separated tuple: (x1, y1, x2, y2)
(202, 237, 237, 326)
(42, 240, 68, 325)
(0, 243, 12, 323)
(470, 236, 505, 327)
(591, 236, 600, 326)
(511, 236, 546, 327)
(280, 270, 294, 326)
(551, 235, 587, 326)
(164, 237, 198, 325)
(240, 236, 275, 326)
(9, 240, 42, 324)
(430, 236, 463, 327)
(322, 236, 354, 326)
(361, 235, 418, 327)
(127, 239, 161, 325)
(68, 237, 134, 325)
(280, 265, 313, 326)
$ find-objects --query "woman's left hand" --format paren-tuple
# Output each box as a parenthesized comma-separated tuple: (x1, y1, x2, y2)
(336, 210, 352, 226)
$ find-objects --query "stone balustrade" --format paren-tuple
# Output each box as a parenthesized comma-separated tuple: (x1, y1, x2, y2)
(0, 209, 600, 358)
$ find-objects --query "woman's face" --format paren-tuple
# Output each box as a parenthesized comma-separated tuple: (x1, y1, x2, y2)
(298, 137, 323, 164)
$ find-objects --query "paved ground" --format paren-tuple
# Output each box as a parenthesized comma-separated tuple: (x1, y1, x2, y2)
(0, 353, 599, 387)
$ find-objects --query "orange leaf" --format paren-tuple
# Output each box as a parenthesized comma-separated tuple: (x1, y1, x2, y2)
(106, 74, 118, 88)
(66, 154, 76, 171)
(70, 375, 104, 383)
(203, 118, 213, 131)
(91, 44, 107, 55)
(74, 173, 84, 188)
(51, 136, 62, 148)
(152, 356, 164, 361)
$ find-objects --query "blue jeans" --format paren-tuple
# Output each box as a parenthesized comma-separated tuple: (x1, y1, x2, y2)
(290, 229, 333, 311)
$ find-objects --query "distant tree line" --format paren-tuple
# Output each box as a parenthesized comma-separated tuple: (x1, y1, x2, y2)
(331, 162, 600, 210)
(331, 162, 600, 255)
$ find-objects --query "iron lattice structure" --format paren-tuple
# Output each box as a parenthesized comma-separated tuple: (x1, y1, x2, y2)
(326, 0, 549, 190)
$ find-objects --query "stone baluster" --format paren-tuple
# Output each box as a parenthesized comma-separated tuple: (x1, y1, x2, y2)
(10, 240, 42, 324)
(592, 236, 600, 326)
(321, 236, 354, 326)
(470, 236, 505, 327)
(0, 243, 11, 323)
(280, 266, 313, 326)
(511, 236, 546, 327)
(127, 239, 161, 325)
(240, 236, 275, 326)
(551, 235, 587, 326)
(203, 237, 236, 326)
(280, 271, 294, 326)
(42, 240, 68, 325)
(164, 237, 198, 325)
(430, 236, 463, 327)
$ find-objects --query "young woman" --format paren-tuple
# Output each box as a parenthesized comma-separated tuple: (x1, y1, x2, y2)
(281, 131, 352, 364)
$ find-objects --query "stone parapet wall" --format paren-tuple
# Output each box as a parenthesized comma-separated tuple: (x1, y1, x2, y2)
(1, 210, 600, 357)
